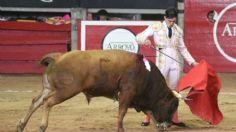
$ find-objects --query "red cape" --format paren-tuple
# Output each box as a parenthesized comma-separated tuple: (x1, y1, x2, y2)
(177, 60, 223, 125)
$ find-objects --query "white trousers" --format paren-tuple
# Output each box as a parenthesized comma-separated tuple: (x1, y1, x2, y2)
(156, 48, 181, 90)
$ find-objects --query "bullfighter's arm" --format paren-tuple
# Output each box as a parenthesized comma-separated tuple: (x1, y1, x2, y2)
(175, 25, 196, 66)
(136, 22, 162, 45)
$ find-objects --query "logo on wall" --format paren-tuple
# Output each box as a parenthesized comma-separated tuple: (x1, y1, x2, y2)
(102, 28, 139, 53)
(213, 2, 236, 63)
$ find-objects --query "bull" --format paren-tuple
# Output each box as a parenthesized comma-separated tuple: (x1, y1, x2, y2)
(16, 50, 180, 132)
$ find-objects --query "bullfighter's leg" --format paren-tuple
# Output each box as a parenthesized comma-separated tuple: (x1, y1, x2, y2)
(16, 88, 52, 132)
(145, 111, 157, 125)
(141, 110, 158, 126)
(168, 67, 187, 127)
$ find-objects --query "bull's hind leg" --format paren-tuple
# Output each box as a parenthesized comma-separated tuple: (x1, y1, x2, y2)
(38, 93, 64, 132)
(16, 88, 52, 132)
(38, 86, 83, 132)
(16, 75, 52, 132)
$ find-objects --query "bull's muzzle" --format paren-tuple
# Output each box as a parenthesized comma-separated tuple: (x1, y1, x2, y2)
(157, 122, 171, 131)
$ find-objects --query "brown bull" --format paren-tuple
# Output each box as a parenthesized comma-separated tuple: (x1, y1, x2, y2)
(16, 50, 179, 132)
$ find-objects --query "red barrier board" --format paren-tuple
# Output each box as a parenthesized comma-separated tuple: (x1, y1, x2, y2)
(0, 61, 44, 73)
(0, 45, 67, 61)
(0, 21, 70, 73)
(184, 0, 236, 72)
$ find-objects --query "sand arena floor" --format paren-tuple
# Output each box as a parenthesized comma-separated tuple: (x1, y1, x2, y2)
(0, 73, 235, 132)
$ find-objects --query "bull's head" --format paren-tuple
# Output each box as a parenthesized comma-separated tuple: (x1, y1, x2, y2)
(151, 93, 179, 131)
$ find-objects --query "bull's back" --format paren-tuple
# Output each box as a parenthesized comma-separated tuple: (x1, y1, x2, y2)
(57, 50, 140, 72)
(47, 50, 144, 91)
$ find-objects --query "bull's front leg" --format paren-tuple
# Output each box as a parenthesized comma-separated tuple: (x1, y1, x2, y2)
(117, 101, 128, 132)
(117, 89, 135, 132)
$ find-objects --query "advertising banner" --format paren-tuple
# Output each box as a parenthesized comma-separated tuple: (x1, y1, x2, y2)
(185, 0, 236, 72)
(78, 21, 157, 63)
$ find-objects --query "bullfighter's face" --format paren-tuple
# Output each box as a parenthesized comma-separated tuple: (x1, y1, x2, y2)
(164, 16, 177, 28)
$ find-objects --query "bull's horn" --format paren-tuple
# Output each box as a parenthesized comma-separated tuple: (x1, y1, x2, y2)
(172, 90, 183, 100)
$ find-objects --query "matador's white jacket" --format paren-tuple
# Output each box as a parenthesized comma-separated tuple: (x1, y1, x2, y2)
(136, 21, 196, 89)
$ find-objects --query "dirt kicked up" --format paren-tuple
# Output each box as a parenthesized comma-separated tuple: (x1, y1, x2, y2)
(0, 73, 236, 132)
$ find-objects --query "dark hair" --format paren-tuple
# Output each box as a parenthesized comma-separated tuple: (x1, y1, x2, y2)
(97, 9, 109, 16)
(165, 7, 178, 19)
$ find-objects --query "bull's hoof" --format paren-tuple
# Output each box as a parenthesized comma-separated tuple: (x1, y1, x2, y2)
(39, 125, 47, 132)
(16, 120, 24, 132)
(118, 127, 124, 132)
(16, 125, 22, 132)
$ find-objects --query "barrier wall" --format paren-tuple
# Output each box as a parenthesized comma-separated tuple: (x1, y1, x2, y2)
(2, 4, 236, 74)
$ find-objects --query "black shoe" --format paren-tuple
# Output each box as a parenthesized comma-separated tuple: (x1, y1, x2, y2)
(172, 122, 187, 127)
(141, 122, 150, 126)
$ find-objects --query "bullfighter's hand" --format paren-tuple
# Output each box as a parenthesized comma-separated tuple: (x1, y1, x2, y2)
(144, 39, 152, 46)
(191, 62, 199, 67)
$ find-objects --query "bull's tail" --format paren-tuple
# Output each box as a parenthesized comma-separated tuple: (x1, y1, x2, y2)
(40, 53, 63, 67)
